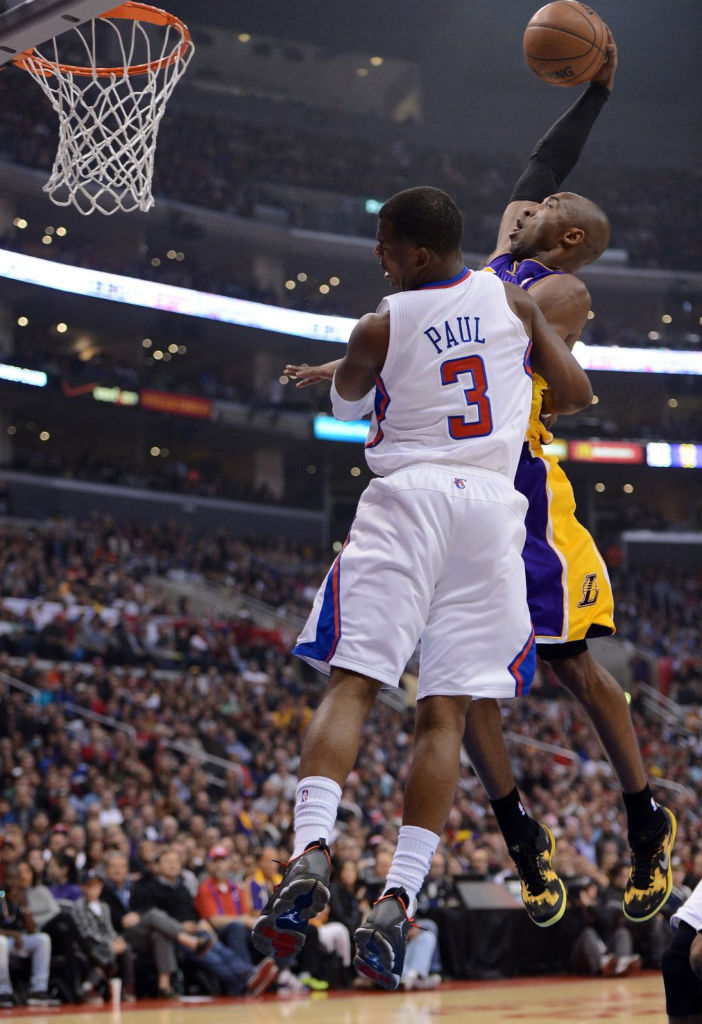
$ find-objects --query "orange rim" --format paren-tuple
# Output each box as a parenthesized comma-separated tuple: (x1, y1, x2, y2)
(13, 1, 191, 77)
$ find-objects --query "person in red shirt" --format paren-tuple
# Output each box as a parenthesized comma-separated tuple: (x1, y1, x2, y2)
(194, 846, 277, 996)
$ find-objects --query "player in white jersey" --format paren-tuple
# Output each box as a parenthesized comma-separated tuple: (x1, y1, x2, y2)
(662, 879, 702, 1023)
(252, 186, 591, 989)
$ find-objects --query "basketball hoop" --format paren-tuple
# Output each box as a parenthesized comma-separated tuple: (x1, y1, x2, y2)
(13, 2, 194, 215)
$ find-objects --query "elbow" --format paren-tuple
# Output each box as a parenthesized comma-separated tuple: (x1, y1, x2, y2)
(550, 375, 593, 415)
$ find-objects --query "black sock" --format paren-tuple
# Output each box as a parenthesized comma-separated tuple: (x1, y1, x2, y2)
(490, 787, 539, 848)
(622, 784, 664, 834)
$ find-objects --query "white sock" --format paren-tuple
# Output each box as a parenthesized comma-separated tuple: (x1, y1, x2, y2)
(292, 776, 342, 857)
(384, 825, 440, 914)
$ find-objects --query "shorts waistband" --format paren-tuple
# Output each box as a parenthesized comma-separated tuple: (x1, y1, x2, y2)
(387, 461, 514, 487)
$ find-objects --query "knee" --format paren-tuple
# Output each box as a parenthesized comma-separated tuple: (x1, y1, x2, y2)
(550, 653, 603, 705)
(36, 933, 51, 954)
(0, 935, 8, 959)
(417, 695, 472, 741)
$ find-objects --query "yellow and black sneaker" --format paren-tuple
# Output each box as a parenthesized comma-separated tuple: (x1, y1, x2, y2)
(508, 823, 567, 928)
(624, 805, 677, 923)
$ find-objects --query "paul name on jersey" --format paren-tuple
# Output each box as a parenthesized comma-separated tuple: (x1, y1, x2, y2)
(424, 316, 486, 355)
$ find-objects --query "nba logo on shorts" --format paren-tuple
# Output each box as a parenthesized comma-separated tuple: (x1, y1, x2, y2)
(300, 789, 309, 803)
(577, 573, 599, 607)
(453, 478, 466, 490)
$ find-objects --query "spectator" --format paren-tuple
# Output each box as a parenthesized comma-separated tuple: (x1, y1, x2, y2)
(100, 850, 218, 998)
(130, 847, 256, 996)
(193, 845, 278, 997)
(400, 920, 441, 991)
(0, 837, 19, 889)
(244, 846, 283, 913)
(0, 866, 59, 1007)
(328, 859, 368, 945)
(416, 851, 458, 915)
(16, 860, 87, 1004)
(564, 879, 642, 978)
(359, 844, 394, 905)
(71, 869, 136, 1005)
(46, 852, 81, 902)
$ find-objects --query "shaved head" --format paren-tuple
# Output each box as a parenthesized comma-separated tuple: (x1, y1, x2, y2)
(558, 192, 610, 267)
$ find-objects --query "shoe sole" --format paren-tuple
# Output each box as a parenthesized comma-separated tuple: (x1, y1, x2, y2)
(623, 808, 677, 923)
(252, 877, 330, 960)
(353, 926, 400, 991)
(526, 826, 567, 929)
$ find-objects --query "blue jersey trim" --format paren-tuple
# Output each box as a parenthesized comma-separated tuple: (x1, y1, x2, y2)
(293, 539, 347, 663)
(365, 375, 390, 449)
(418, 267, 471, 290)
(508, 628, 536, 696)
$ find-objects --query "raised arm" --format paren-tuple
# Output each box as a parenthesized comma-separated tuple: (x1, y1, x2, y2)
(489, 32, 617, 262)
(505, 282, 592, 414)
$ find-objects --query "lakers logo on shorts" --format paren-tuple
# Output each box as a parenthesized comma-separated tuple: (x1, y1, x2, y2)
(577, 573, 599, 608)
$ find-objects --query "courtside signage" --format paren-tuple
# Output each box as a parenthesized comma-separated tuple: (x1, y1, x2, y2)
(0, 248, 354, 344)
(0, 363, 47, 387)
(1, 248, 701, 374)
(646, 442, 702, 469)
(568, 441, 644, 464)
(315, 423, 700, 470)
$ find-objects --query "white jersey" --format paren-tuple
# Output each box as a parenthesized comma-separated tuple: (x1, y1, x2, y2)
(672, 878, 702, 931)
(363, 267, 533, 480)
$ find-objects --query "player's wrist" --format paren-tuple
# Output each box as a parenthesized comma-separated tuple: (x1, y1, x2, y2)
(584, 81, 610, 102)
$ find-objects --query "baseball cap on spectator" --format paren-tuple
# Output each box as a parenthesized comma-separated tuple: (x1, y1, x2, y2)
(78, 868, 102, 885)
(52, 824, 68, 834)
(208, 845, 229, 860)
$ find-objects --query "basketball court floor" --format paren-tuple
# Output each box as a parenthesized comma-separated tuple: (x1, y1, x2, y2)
(0, 973, 670, 1023)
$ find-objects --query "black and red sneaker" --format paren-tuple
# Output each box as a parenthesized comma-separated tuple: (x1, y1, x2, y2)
(252, 838, 332, 961)
(353, 887, 413, 991)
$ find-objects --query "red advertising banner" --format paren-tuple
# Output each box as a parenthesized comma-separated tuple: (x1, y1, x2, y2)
(140, 389, 212, 419)
(568, 441, 644, 464)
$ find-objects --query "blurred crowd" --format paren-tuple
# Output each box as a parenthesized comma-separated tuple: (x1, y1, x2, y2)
(0, 514, 699, 1003)
(0, 69, 700, 274)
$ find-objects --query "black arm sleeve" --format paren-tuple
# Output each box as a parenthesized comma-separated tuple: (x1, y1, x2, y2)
(509, 82, 610, 203)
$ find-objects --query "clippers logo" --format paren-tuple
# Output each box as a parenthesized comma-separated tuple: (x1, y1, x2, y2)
(453, 478, 466, 489)
(299, 789, 309, 803)
(577, 573, 599, 607)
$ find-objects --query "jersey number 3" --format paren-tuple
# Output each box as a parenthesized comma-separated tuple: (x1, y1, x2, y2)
(440, 355, 493, 439)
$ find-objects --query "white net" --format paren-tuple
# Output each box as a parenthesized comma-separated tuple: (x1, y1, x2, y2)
(17, 3, 194, 215)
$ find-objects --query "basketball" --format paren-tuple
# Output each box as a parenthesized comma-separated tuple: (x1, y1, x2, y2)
(524, 1, 607, 87)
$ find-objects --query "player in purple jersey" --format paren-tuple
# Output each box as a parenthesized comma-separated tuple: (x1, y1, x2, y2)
(284, 31, 675, 933)
(463, 32, 676, 929)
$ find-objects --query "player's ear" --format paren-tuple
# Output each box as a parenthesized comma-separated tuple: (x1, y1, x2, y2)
(562, 227, 585, 249)
(414, 246, 432, 271)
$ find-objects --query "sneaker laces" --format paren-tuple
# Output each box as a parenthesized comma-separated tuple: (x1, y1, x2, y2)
(374, 887, 416, 926)
(511, 834, 547, 897)
(629, 825, 666, 889)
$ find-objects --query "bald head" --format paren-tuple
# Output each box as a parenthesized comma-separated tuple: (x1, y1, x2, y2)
(558, 192, 610, 268)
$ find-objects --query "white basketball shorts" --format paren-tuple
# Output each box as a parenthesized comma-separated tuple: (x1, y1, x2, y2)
(293, 462, 536, 700)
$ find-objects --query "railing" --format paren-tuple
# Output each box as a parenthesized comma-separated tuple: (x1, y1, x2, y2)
(638, 682, 691, 732)
(0, 666, 229, 788)
(0, 670, 137, 743)
(503, 728, 696, 799)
